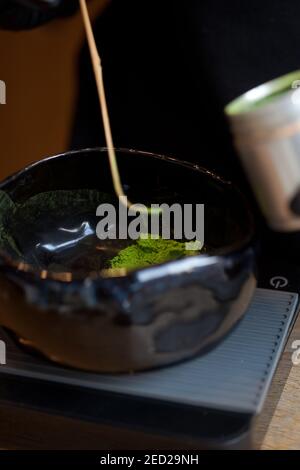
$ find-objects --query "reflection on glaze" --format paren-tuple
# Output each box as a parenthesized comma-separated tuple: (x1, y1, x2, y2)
(37, 221, 94, 254)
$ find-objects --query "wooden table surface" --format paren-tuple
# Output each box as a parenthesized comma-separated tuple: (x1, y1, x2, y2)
(255, 311, 300, 450)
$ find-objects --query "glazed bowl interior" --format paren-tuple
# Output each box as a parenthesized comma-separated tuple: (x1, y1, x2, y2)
(0, 148, 253, 279)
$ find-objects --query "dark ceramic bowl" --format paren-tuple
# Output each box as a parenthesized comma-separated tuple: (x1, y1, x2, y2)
(0, 149, 256, 372)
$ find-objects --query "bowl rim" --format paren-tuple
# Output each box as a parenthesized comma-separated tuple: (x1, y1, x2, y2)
(0, 147, 255, 283)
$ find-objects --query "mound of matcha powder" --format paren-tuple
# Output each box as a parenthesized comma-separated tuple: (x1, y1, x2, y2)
(109, 236, 200, 270)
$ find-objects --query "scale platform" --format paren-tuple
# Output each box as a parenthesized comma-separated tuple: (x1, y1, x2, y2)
(0, 276, 298, 449)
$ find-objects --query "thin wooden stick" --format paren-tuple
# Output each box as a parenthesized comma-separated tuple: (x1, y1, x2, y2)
(79, 0, 161, 215)
(79, 0, 155, 214)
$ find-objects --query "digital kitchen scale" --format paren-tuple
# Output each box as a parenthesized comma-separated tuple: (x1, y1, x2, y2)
(0, 247, 298, 450)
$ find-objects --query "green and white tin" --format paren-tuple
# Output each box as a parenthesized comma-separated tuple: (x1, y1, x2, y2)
(225, 70, 300, 232)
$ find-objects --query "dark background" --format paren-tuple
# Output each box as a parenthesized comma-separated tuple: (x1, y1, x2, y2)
(1, 0, 300, 186)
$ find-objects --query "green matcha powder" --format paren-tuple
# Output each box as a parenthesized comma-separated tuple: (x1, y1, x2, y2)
(109, 236, 199, 270)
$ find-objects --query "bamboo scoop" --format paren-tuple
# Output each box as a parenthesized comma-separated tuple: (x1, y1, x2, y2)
(79, 0, 158, 215)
